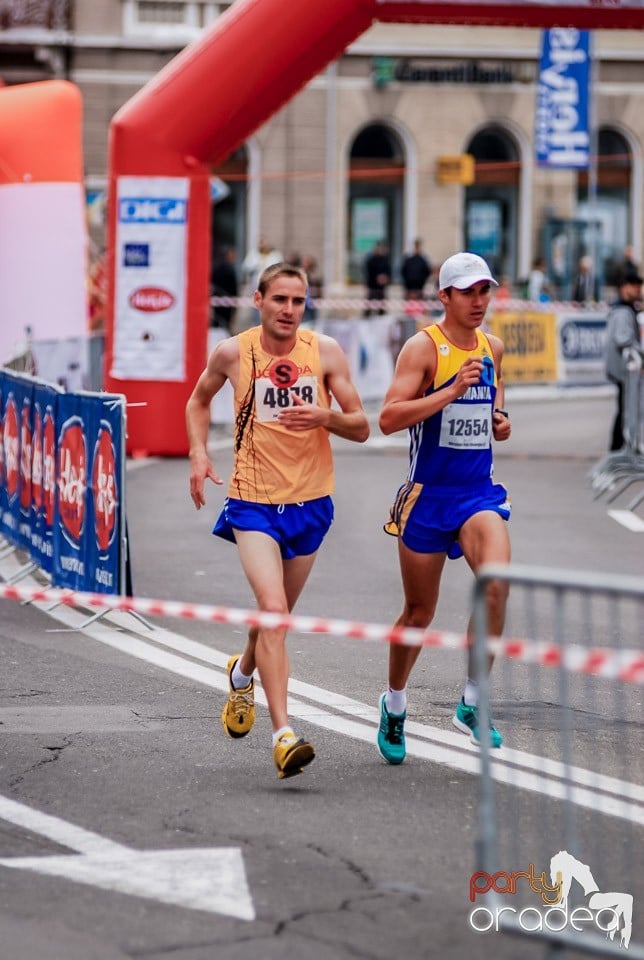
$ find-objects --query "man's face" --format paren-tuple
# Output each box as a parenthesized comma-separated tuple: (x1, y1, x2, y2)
(439, 281, 492, 328)
(623, 281, 642, 304)
(255, 275, 306, 341)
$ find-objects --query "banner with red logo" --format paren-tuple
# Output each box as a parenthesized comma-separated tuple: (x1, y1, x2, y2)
(1, 373, 25, 546)
(53, 392, 124, 593)
(1, 370, 125, 594)
(85, 396, 123, 593)
(30, 382, 61, 573)
(111, 176, 189, 381)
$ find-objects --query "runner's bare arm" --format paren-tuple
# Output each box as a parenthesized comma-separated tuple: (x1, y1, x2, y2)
(379, 332, 483, 435)
(489, 335, 511, 442)
(276, 336, 369, 441)
(185, 338, 238, 509)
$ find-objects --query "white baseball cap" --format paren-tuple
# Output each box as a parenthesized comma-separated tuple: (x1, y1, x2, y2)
(438, 252, 498, 291)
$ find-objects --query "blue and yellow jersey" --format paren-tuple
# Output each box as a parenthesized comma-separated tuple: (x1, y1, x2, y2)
(407, 324, 497, 487)
(228, 326, 334, 504)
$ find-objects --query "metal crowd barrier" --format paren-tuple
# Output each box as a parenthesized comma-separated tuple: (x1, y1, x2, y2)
(472, 563, 643, 959)
(589, 348, 644, 509)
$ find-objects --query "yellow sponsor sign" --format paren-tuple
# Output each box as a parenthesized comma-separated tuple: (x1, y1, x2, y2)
(436, 154, 475, 186)
(487, 311, 558, 383)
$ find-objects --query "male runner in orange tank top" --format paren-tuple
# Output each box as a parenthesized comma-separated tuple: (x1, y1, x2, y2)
(186, 263, 369, 779)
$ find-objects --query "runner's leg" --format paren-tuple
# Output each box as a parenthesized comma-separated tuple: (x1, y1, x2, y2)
(388, 541, 446, 689)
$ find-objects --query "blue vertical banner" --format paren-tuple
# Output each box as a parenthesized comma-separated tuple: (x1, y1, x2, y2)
(17, 379, 34, 552)
(30, 383, 60, 573)
(53, 392, 89, 591)
(86, 396, 124, 594)
(535, 29, 591, 169)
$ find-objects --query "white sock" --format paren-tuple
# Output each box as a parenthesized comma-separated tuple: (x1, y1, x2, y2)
(231, 660, 253, 690)
(385, 687, 407, 716)
(463, 679, 479, 707)
(272, 725, 293, 747)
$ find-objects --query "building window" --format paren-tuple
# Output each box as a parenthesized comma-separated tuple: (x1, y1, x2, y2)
(577, 128, 632, 289)
(347, 125, 404, 285)
(464, 127, 519, 283)
(123, 1, 234, 40)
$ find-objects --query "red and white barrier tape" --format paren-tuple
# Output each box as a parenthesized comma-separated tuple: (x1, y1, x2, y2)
(210, 295, 598, 312)
(1, 582, 642, 684)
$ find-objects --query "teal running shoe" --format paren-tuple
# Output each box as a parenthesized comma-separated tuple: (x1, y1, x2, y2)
(377, 693, 406, 764)
(453, 699, 503, 748)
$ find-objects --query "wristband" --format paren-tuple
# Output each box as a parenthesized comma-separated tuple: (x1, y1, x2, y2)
(494, 408, 508, 418)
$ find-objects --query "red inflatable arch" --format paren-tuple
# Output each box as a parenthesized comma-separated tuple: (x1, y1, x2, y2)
(105, 0, 644, 456)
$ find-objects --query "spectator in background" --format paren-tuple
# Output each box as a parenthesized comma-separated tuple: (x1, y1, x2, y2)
(572, 255, 599, 304)
(363, 241, 391, 316)
(302, 254, 323, 323)
(604, 267, 643, 451)
(211, 246, 239, 332)
(400, 238, 431, 301)
(527, 257, 550, 303)
(242, 236, 283, 294)
(242, 237, 283, 325)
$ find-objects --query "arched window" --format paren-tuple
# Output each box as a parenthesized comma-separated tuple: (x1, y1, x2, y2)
(211, 144, 248, 268)
(347, 124, 404, 285)
(577, 128, 632, 287)
(464, 127, 519, 282)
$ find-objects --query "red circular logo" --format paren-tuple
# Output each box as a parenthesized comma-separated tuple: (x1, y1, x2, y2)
(31, 406, 43, 512)
(4, 397, 19, 500)
(20, 400, 32, 511)
(92, 424, 118, 552)
(268, 359, 299, 388)
(43, 412, 56, 527)
(58, 419, 87, 543)
(129, 286, 175, 312)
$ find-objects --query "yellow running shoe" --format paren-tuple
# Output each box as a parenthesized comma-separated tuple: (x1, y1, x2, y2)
(273, 731, 315, 780)
(221, 655, 255, 738)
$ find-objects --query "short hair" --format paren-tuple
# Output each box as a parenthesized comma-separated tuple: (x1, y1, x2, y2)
(257, 261, 308, 294)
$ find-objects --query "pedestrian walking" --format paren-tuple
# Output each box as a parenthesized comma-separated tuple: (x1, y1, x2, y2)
(604, 267, 643, 450)
(400, 238, 431, 300)
(186, 262, 369, 779)
(376, 251, 513, 764)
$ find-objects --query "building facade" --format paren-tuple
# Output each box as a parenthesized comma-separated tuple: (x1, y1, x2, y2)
(1, 0, 643, 298)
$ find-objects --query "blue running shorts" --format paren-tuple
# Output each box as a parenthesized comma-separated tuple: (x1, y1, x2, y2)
(384, 479, 511, 558)
(213, 496, 334, 559)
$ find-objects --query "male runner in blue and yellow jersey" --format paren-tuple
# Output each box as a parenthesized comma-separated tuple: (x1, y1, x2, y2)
(186, 263, 369, 779)
(377, 252, 512, 764)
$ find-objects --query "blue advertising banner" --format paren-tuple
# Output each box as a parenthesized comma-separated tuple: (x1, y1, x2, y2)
(1, 371, 26, 546)
(535, 29, 591, 169)
(53, 392, 89, 590)
(17, 379, 34, 552)
(86, 396, 123, 594)
(30, 383, 60, 573)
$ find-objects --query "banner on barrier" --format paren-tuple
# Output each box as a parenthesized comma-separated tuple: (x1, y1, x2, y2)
(53, 392, 124, 594)
(30, 383, 60, 573)
(487, 311, 559, 382)
(1, 369, 125, 595)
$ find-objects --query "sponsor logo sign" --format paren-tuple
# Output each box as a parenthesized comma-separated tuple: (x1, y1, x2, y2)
(92, 422, 118, 554)
(536, 29, 591, 169)
(4, 395, 19, 502)
(123, 242, 150, 267)
(128, 286, 175, 312)
(57, 416, 87, 546)
(113, 177, 188, 380)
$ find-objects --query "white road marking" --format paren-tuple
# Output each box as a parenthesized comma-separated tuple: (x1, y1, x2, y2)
(608, 509, 644, 532)
(0, 794, 254, 920)
(7, 569, 642, 827)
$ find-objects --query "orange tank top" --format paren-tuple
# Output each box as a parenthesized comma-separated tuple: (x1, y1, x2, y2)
(228, 326, 334, 504)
